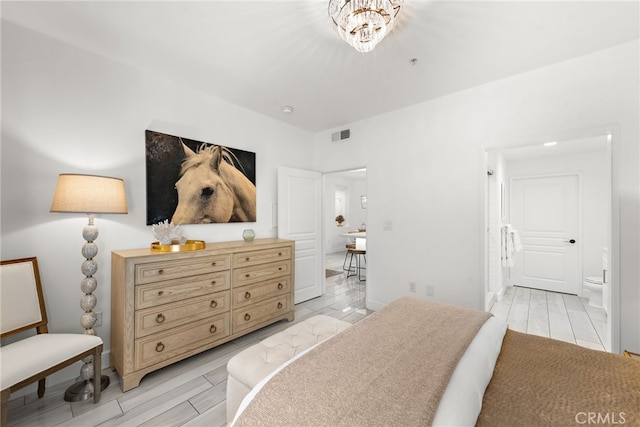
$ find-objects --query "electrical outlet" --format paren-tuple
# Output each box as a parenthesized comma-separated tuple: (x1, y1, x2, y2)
(95, 311, 103, 327)
(409, 282, 416, 293)
(426, 285, 435, 297)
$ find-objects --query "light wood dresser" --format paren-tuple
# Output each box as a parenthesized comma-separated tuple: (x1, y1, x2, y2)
(110, 238, 295, 391)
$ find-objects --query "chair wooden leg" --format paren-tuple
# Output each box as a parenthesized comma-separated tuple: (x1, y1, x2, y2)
(2, 388, 10, 426)
(93, 346, 102, 403)
(37, 378, 46, 398)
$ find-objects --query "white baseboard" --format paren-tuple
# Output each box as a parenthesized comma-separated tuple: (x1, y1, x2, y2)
(485, 292, 496, 311)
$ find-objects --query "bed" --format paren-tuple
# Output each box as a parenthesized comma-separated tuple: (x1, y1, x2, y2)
(231, 297, 640, 426)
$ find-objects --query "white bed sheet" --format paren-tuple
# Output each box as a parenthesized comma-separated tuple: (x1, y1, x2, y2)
(231, 315, 508, 426)
(432, 316, 507, 426)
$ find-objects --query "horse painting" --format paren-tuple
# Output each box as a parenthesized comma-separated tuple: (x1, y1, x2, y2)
(171, 142, 256, 224)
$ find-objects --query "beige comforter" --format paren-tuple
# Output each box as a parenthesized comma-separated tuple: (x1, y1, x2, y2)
(233, 297, 491, 426)
(478, 329, 640, 426)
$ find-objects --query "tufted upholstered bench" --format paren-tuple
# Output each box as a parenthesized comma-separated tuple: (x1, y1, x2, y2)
(226, 315, 352, 423)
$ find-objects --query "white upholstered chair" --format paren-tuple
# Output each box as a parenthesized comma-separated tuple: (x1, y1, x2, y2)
(0, 257, 103, 425)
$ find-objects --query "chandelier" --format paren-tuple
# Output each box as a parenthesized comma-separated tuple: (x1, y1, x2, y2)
(328, 0, 403, 53)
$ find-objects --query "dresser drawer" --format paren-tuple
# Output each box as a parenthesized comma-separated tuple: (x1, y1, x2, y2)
(233, 260, 291, 287)
(135, 314, 230, 370)
(232, 246, 292, 269)
(135, 271, 230, 309)
(233, 295, 291, 334)
(233, 277, 291, 309)
(135, 291, 230, 338)
(135, 255, 231, 285)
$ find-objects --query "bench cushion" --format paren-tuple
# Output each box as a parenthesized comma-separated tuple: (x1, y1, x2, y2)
(0, 334, 102, 390)
(226, 315, 351, 422)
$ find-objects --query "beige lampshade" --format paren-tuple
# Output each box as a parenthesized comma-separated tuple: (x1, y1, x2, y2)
(50, 174, 128, 214)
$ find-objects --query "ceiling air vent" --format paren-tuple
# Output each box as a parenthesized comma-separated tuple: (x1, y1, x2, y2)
(331, 129, 350, 143)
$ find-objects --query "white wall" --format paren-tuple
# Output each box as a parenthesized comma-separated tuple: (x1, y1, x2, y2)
(313, 41, 639, 353)
(1, 21, 313, 387)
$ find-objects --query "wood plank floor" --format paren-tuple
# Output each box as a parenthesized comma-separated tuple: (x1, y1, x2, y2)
(6, 252, 369, 427)
(8, 255, 607, 426)
(490, 285, 607, 351)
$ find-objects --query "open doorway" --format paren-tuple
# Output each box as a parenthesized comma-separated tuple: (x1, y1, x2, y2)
(322, 168, 368, 311)
(484, 134, 613, 351)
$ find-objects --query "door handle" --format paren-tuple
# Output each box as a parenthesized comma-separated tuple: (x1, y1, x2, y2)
(564, 239, 576, 244)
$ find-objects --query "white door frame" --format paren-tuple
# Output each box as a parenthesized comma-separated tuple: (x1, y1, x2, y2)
(481, 126, 618, 352)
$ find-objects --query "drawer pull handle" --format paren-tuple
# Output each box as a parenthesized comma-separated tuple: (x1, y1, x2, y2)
(244, 313, 251, 321)
(277, 302, 283, 309)
(278, 267, 282, 271)
(210, 300, 218, 308)
(211, 262, 216, 266)
(209, 324, 217, 334)
(278, 252, 282, 256)
(156, 314, 165, 323)
(245, 273, 250, 278)
(211, 280, 216, 285)
(245, 257, 250, 261)
(155, 342, 165, 352)
(277, 283, 283, 290)
(158, 291, 164, 296)
(158, 269, 164, 274)
(244, 291, 251, 299)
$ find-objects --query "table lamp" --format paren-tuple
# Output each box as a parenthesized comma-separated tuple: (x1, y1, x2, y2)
(50, 173, 128, 401)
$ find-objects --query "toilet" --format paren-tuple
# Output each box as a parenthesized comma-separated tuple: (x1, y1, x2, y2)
(583, 248, 608, 310)
(583, 276, 604, 309)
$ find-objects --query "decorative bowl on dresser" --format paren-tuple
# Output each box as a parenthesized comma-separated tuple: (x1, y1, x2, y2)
(110, 238, 295, 391)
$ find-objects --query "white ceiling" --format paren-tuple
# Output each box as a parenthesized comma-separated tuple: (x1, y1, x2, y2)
(499, 135, 609, 161)
(2, 1, 638, 133)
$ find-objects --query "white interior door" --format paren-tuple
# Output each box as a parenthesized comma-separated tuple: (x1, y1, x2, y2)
(277, 167, 323, 303)
(510, 174, 581, 294)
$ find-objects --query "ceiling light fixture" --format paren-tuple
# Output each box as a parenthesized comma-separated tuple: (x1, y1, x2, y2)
(544, 141, 558, 147)
(328, 0, 403, 53)
(282, 106, 294, 114)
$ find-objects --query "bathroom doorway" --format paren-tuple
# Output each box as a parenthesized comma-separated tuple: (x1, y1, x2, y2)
(484, 133, 612, 350)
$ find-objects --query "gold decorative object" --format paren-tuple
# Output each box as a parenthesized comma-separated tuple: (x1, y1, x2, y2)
(150, 240, 206, 252)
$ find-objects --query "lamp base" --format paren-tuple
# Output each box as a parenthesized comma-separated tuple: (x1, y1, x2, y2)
(63, 375, 110, 402)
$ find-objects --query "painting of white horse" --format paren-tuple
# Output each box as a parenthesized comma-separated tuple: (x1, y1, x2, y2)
(145, 130, 256, 225)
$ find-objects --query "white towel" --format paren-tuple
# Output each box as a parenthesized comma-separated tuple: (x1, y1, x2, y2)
(501, 225, 522, 267)
(511, 229, 523, 252)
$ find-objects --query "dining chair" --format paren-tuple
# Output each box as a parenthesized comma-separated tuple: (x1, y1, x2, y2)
(0, 257, 104, 425)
